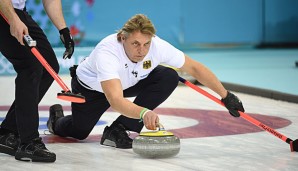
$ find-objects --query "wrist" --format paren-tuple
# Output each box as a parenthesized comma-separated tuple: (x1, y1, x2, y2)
(139, 108, 151, 122)
(59, 27, 70, 34)
(142, 110, 151, 119)
(222, 90, 229, 99)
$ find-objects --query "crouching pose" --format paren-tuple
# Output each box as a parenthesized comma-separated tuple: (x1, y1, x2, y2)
(47, 14, 244, 149)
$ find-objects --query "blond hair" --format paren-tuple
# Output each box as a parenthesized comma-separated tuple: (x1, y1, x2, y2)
(117, 14, 156, 41)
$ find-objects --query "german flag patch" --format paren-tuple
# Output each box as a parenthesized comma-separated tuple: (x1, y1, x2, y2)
(143, 60, 151, 69)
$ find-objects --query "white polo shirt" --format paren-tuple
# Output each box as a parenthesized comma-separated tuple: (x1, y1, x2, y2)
(12, 0, 26, 10)
(76, 33, 185, 92)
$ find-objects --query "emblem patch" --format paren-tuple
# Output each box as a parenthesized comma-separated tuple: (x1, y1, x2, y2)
(143, 60, 151, 69)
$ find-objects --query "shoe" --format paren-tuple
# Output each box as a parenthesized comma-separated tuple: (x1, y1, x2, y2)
(15, 137, 56, 162)
(100, 123, 132, 149)
(0, 132, 19, 156)
(47, 104, 64, 134)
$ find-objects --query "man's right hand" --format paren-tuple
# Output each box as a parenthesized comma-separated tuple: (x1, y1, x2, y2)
(10, 17, 28, 45)
(142, 110, 159, 130)
(0, 0, 28, 45)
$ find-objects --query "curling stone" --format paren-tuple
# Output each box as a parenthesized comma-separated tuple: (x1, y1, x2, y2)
(132, 124, 180, 158)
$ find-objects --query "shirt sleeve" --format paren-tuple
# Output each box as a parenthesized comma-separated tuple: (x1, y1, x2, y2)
(154, 36, 185, 68)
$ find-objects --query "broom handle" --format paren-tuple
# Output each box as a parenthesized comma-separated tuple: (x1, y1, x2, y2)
(30, 47, 70, 92)
(179, 77, 293, 144)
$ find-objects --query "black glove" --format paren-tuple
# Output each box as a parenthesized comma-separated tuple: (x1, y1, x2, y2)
(59, 27, 74, 59)
(221, 91, 244, 117)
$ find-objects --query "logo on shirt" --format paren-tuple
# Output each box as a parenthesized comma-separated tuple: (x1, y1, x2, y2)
(131, 71, 138, 78)
(143, 60, 151, 69)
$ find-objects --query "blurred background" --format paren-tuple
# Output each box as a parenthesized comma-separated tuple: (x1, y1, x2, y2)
(27, 0, 298, 48)
(32, 0, 298, 47)
(0, 0, 297, 99)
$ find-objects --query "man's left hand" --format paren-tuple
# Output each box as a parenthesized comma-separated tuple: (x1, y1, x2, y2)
(221, 91, 245, 117)
(59, 27, 74, 59)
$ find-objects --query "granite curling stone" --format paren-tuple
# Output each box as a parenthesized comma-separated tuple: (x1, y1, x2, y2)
(132, 125, 180, 158)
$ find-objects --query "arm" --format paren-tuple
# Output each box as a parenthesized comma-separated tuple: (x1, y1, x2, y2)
(42, 0, 66, 30)
(42, 0, 74, 59)
(101, 79, 159, 130)
(0, 0, 28, 45)
(180, 54, 228, 98)
(180, 54, 244, 117)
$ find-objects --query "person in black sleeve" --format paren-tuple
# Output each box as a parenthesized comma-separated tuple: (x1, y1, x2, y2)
(0, 0, 74, 162)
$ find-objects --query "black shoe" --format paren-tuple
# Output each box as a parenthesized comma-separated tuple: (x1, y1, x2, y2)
(15, 137, 56, 162)
(0, 132, 19, 156)
(47, 104, 64, 134)
(100, 123, 132, 149)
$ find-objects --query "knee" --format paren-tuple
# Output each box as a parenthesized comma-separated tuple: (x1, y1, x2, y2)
(24, 63, 44, 80)
(160, 67, 179, 88)
(71, 128, 90, 140)
(167, 68, 179, 83)
(73, 135, 88, 140)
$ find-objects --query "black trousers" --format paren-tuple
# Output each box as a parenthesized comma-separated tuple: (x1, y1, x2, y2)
(0, 9, 59, 143)
(54, 65, 179, 140)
